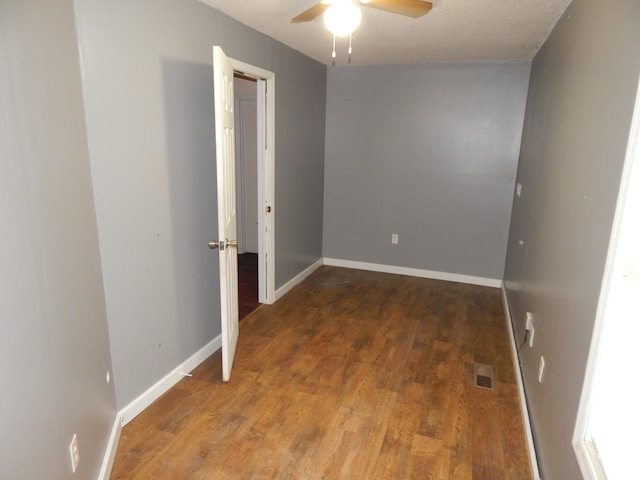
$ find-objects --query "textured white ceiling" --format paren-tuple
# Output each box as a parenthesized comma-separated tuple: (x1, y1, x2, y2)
(198, 0, 572, 66)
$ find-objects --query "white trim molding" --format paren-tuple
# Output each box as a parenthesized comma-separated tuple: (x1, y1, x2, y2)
(229, 57, 276, 305)
(274, 258, 323, 301)
(323, 258, 503, 288)
(97, 414, 124, 480)
(572, 74, 640, 480)
(574, 439, 608, 480)
(103, 336, 222, 477)
(501, 285, 542, 480)
(118, 334, 222, 425)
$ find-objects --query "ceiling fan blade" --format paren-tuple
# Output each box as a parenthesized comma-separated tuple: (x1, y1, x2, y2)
(361, 0, 432, 18)
(291, 2, 331, 23)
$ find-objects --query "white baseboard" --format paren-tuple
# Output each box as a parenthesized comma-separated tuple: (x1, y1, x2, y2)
(323, 258, 503, 288)
(501, 285, 541, 480)
(97, 414, 123, 480)
(274, 258, 323, 301)
(118, 334, 222, 425)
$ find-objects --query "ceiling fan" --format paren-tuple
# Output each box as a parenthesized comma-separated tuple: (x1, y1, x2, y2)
(293, 0, 432, 61)
(291, 0, 433, 25)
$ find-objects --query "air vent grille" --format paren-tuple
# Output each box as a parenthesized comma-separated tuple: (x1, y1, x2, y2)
(473, 363, 495, 391)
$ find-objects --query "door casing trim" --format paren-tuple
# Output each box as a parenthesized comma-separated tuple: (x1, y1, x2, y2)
(229, 58, 275, 304)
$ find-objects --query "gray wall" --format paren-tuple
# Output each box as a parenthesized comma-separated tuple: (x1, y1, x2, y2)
(0, 1, 116, 478)
(503, 0, 640, 478)
(73, 0, 326, 409)
(323, 62, 530, 281)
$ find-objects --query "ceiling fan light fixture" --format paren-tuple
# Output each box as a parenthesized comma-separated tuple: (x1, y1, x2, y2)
(323, 1, 362, 37)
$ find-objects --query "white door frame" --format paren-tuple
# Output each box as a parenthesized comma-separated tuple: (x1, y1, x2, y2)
(573, 74, 640, 479)
(229, 58, 275, 305)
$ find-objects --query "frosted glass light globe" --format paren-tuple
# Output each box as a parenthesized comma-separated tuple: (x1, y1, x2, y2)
(324, 2, 362, 38)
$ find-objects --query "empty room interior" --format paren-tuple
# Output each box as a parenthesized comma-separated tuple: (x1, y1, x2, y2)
(2, 0, 640, 479)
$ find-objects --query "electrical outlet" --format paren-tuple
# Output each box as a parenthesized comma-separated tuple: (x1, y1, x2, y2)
(391, 234, 398, 244)
(525, 312, 534, 331)
(538, 356, 546, 383)
(516, 182, 523, 197)
(526, 312, 535, 347)
(69, 434, 80, 473)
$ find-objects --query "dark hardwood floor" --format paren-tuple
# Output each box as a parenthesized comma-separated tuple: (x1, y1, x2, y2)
(238, 253, 259, 320)
(111, 266, 532, 479)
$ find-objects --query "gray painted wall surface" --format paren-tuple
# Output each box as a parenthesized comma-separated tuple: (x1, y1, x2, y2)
(73, 0, 326, 409)
(503, 0, 640, 478)
(323, 62, 530, 280)
(0, 1, 116, 478)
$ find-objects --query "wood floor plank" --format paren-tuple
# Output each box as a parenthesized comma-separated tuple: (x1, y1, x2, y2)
(110, 267, 532, 479)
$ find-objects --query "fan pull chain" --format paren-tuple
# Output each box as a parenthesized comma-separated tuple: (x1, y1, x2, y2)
(330, 34, 355, 65)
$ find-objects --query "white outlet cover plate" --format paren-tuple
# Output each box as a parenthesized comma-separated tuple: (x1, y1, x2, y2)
(525, 311, 534, 330)
(538, 356, 545, 383)
(69, 434, 79, 473)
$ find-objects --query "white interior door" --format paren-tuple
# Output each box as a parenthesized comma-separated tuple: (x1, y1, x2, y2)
(213, 46, 239, 381)
(240, 97, 259, 253)
(234, 91, 258, 254)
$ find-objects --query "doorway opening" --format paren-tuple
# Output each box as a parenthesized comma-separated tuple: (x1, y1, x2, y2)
(234, 73, 259, 319)
(230, 60, 275, 311)
(573, 75, 640, 479)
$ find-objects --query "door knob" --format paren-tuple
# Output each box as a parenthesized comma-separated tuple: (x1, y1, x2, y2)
(208, 239, 236, 250)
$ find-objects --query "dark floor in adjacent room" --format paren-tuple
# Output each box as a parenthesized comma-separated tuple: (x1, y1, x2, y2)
(238, 252, 259, 320)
